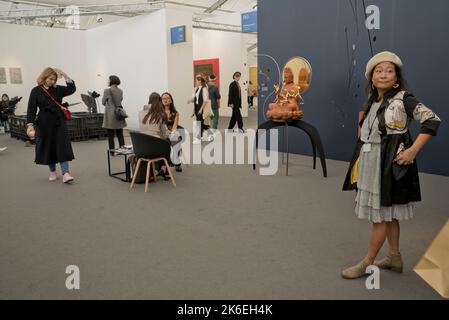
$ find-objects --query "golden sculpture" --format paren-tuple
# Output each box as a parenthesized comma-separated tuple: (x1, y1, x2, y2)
(266, 57, 312, 122)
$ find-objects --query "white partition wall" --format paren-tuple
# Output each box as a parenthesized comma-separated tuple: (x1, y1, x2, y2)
(165, 9, 194, 131)
(0, 8, 253, 128)
(193, 29, 254, 118)
(85, 10, 169, 130)
(0, 24, 89, 115)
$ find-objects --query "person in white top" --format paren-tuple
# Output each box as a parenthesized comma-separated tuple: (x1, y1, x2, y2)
(188, 75, 212, 143)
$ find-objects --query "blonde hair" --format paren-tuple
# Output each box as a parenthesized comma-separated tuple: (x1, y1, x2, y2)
(37, 67, 58, 86)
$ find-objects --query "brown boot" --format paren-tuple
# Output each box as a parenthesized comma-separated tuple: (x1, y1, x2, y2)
(341, 260, 371, 279)
(373, 253, 403, 273)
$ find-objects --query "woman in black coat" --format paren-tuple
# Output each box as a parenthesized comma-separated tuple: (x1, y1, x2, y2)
(26, 67, 76, 183)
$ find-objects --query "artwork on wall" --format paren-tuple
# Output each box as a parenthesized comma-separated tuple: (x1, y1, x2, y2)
(0, 68, 6, 84)
(9, 67, 23, 84)
(193, 58, 220, 89)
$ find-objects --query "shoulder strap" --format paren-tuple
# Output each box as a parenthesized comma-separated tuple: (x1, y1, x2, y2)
(108, 88, 120, 108)
(41, 86, 68, 113)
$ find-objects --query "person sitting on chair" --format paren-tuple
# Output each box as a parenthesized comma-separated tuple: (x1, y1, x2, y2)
(161, 92, 183, 172)
(139, 92, 171, 180)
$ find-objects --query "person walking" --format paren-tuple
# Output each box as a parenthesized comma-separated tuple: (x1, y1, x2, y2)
(208, 74, 221, 132)
(227, 71, 244, 132)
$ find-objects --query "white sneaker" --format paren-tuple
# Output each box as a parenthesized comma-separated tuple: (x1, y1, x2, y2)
(201, 131, 212, 141)
(0, 146, 7, 152)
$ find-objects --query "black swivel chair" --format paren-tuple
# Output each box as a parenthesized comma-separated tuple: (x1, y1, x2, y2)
(129, 131, 176, 192)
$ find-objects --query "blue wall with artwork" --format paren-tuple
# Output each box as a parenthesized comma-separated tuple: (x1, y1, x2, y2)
(258, 0, 449, 176)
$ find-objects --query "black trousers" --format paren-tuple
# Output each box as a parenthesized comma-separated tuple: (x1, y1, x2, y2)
(248, 96, 254, 107)
(228, 107, 244, 130)
(195, 114, 209, 138)
(107, 129, 125, 150)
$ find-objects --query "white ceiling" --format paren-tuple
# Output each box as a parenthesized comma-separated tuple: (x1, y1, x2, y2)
(0, 0, 257, 29)
(15, 0, 256, 14)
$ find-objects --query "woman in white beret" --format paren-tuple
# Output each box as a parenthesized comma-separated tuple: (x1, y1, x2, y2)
(341, 51, 441, 279)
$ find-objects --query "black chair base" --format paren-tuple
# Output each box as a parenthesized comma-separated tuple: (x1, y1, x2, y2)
(253, 119, 327, 177)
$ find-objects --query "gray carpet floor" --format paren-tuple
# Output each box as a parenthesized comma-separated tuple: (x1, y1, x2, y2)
(0, 111, 447, 299)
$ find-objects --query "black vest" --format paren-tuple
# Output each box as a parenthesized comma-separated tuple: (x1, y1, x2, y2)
(194, 87, 204, 114)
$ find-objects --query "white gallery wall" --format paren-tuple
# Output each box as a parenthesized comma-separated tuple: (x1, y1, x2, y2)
(165, 8, 194, 131)
(86, 10, 169, 130)
(1, 8, 255, 130)
(0, 23, 89, 115)
(193, 28, 255, 118)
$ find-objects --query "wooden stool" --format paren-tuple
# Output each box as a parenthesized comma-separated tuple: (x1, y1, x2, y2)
(130, 157, 176, 192)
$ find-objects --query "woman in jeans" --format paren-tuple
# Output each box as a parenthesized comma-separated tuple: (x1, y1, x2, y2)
(26, 67, 76, 183)
(102, 75, 127, 153)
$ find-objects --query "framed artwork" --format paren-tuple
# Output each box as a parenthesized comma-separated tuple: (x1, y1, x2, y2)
(193, 58, 220, 89)
(9, 68, 23, 84)
(0, 68, 6, 84)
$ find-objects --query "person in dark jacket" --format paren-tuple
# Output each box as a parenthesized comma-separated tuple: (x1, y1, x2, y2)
(1, 93, 21, 132)
(341, 51, 441, 279)
(208, 74, 221, 130)
(26, 67, 76, 183)
(0, 94, 8, 131)
(227, 71, 244, 132)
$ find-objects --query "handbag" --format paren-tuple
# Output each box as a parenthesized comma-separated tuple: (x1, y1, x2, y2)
(350, 156, 360, 185)
(392, 142, 410, 180)
(41, 86, 71, 120)
(109, 88, 128, 121)
(115, 106, 128, 121)
(202, 100, 212, 120)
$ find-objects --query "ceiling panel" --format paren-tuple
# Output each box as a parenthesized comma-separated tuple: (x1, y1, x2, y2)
(13, 0, 256, 13)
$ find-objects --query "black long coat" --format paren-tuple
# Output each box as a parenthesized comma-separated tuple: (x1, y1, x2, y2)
(342, 88, 441, 206)
(227, 80, 242, 108)
(27, 81, 76, 165)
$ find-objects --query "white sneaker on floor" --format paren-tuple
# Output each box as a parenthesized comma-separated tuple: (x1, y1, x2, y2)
(0, 146, 6, 152)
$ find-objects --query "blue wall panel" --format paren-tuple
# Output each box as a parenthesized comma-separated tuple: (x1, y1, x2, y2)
(258, 0, 449, 176)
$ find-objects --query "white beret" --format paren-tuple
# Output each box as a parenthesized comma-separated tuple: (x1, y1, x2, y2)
(365, 51, 403, 80)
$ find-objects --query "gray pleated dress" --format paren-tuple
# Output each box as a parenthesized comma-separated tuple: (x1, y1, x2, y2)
(355, 101, 414, 223)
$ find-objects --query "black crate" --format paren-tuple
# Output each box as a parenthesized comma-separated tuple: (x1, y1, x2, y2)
(66, 116, 84, 141)
(84, 114, 107, 138)
(7, 113, 108, 141)
(8, 115, 28, 141)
